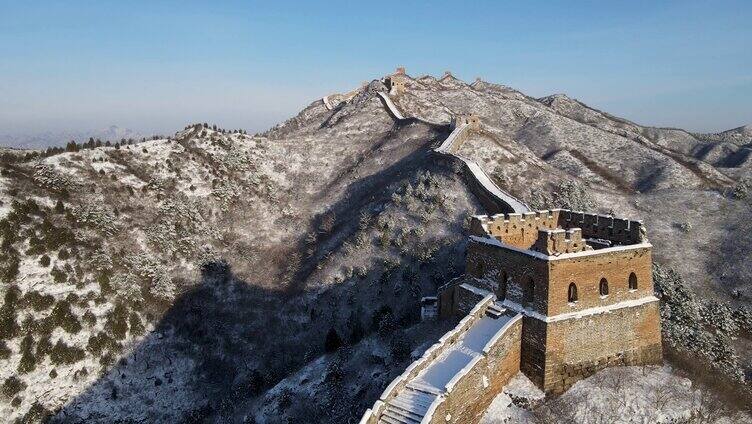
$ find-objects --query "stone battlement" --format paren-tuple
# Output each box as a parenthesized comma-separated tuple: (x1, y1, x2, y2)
(450, 114, 481, 131)
(385, 67, 408, 94)
(470, 209, 646, 253)
(533, 228, 591, 255)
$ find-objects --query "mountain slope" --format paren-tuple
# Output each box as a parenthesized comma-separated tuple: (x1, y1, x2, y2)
(0, 72, 750, 422)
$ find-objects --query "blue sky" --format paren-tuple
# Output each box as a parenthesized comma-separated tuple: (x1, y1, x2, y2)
(1, 0, 750, 136)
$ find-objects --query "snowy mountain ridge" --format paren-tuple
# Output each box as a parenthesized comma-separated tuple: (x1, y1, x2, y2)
(0, 70, 751, 422)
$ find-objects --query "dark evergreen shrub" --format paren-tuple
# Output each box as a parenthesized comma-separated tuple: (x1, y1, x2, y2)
(1, 253, 20, 283)
(22, 290, 54, 311)
(57, 248, 70, 260)
(39, 254, 51, 267)
(26, 235, 45, 256)
(2, 376, 26, 398)
(50, 340, 85, 365)
(129, 312, 144, 336)
(105, 303, 129, 340)
(17, 334, 36, 374)
(82, 310, 96, 326)
(44, 299, 81, 334)
(324, 327, 342, 353)
(18, 402, 51, 423)
(247, 369, 265, 395)
(0, 287, 20, 340)
(278, 388, 292, 411)
(97, 273, 113, 295)
(0, 341, 10, 359)
(51, 266, 67, 284)
(36, 335, 52, 358)
(87, 332, 117, 356)
(390, 336, 411, 361)
(99, 352, 114, 368)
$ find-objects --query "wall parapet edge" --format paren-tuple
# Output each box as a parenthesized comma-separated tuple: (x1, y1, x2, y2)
(360, 295, 496, 424)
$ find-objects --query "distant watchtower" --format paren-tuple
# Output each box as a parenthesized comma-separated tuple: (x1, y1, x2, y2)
(450, 114, 481, 131)
(385, 67, 407, 95)
(441, 209, 663, 394)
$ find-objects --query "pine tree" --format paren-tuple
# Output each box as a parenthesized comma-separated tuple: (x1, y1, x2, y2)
(17, 334, 36, 373)
(324, 327, 342, 353)
(247, 369, 265, 395)
(347, 311, 364, 344)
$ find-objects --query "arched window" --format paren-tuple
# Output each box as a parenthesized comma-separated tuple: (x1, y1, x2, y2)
(498, 271, 508, 300)
(599, 278, 609, 296)
(628, 272, 638, 290)
(567, 283, 578, 303)
(523, 276, 535, 304)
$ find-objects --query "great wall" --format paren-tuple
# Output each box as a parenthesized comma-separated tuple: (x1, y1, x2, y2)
(323, 69, 663, 424)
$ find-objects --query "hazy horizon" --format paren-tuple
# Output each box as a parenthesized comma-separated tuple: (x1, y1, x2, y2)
(2, 0, 750, 143)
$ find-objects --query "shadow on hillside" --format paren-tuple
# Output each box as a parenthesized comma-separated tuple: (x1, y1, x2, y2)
(50, 261, 285, 423)
(51, 247, 465, 423)
(50, 121, 478, 423)
(286, 122, 450, 295)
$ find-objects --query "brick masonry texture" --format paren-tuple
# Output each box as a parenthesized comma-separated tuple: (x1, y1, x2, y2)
(427, 319, 522, 424)
(541, 301, 662, 393)
(363, 205, 663, 423)
(464, 209, 662, 396)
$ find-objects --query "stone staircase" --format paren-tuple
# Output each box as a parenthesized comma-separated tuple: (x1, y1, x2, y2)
(485, 302, 507, 319)
(378, 387, 438, 424)
(361, 293, 523, 424)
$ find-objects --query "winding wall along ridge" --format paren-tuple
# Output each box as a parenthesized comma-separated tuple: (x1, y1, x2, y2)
(322, 96, 334, 110)
(360, 292, 523, 424)
(376, 90, 529, 214)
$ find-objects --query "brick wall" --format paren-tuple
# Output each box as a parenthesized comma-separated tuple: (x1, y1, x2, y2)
(541, 301, 662, 394)
(546, 246, 653, 315)
(426, 317, 523, 424)
(467, 240, 549, 314)
(470, 209, 646, 250)
(558, 210, 645, 245)
(520, 316, 548, 389)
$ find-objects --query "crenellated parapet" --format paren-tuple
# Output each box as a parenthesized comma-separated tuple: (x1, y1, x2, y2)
(450, 114, 481, 131)
(559, 210, 646, 245)
(532, 228, 591, 255)
(470, 209, 647, 253)
(471, 209, 562, 249)
(385, 67, 408, 95)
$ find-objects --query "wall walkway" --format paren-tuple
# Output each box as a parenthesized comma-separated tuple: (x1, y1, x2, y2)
(375, 89, 529, 214)
(322, 95, 334, 110)
(360, 294, 523, 424)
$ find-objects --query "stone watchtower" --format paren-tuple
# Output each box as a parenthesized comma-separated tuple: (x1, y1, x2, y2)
(450, 114, 481, 131)
(446, 209, 662, 394)
(385, 67, 407, 95)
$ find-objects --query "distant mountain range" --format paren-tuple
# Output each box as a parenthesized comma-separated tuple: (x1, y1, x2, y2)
(0, 125, 144, 150)
(0, 72, 750, 423)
